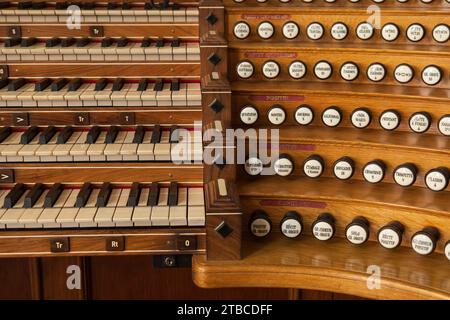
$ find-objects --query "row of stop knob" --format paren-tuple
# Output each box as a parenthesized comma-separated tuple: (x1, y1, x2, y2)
(249, 210, 449, 259)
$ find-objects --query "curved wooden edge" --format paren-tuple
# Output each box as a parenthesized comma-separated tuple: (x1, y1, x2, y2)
(192, 237, 450, 300)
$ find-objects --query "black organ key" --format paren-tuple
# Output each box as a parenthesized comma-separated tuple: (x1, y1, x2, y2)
(86, 126, 101, 144)
(171, 38, 180, 47)
(153, 79, 164, 91)
(20, 126, 39, 144)
(31, 2, 46, 9)
(144, 1, 155, 10)
(105, 126, 119, 144)
(18, 1, 32, 9)
(57, 126, 73, 144)
(169, 125, 179, 143)
(132, 126, 145, 143)
(0, 127, 11, 143)
(39, 126, 56, 144)
(8, 78, 26, 91)
(170, 79, 180, 91)
(35, 78, 52, 91)
(24, 183, 44, 208)
(4, 38, 21, 47)
(117, 37, 129, 47)
(45, 37, 61, 48)
(76, 37, 91, 47)
(0, 79, 8, 90)
(80, 2, 95, 10)
(107, 2, 119, 9)
(20, 37, 38, 47)
(101, 37, 114, 47)
(141, 37, 152, 48)
(167, 182, 178, 206)
(61, 37, 76, 47)
(147, 183, 160, 206)
(137, 79, 148, 91)
(0, 2, 10, 9)
(127, 182, 141, 207)
(55, 2, 69, 10)
(95, 78, 108, 91)
(122, 2, 132, 9)
(51, 78, 68, 91)
(76, 183, 93, 207)
(150, 125, 161, 143)
(44, 183, 63, 208)
(156, 38, 164, 48)
(68, 78, 82, 91)
(112, 78, 125, 91)
(4, 183, 26, 208)
(96, 182, 112, 207)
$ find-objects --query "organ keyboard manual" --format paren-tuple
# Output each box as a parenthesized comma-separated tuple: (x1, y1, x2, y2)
(0, 0, 448, 306)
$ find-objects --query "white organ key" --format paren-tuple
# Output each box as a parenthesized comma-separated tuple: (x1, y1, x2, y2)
(117, 43, 134, 61)
(16, 84, 36, 106)
(186, 43, 200, 61)
(171, 82, 187, 106)
(53, 131, 81, 161)
(120, 131, 138, 161)
(156, 83, 172, 106)
(86, 131, 107, 161)
(130, 44, 145, 61)
(19, 189, 48, 228)
(188, 188, 205, 226)
(111, 83, 132, 106)
(154, 130, 171, 161)
(125, 83, 142, 105)
(113, 188, 133, 226)
(132, 187, 152, 226)
(158, 42, 173, 60)
(160, 9, 174, 22)
(186, 8, 199, 22)
(137, 130, 155, 160)
(151, 187, 169, 226)
(187, 83, 201, 106)
(70, 131, 89, 161)
(39, 188, 71, 228)
(169, 187, 187, 226)
(57, 188, 80, 228)
(17, 133, 40, 156)
(79, 83, 97, 106)
(95, 83, 113, 106)
(95, 188, 121, 227)
(48, 85, 69, 107)
(104, 130, 127, 161)
(33, 87, 52, 106)
(36, 134, 58, 158)
(148, 10, 162, 23)
(173, 42, 187, 61)
(143, 42, 159, 60)
(75, 188, 100, 227)
(1, 191, 28, 228)
(0, 190, 9, 229)
(141, 84, 157, 106)
(65, 83, 90, 107)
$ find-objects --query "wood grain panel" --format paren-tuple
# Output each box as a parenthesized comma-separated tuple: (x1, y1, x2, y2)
(0, 258, 41, 299)
(193, 236, 450, 300)
(8, 63, 200, 78)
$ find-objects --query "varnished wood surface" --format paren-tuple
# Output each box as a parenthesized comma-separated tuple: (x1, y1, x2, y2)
(238, 176, 449, 251)
(0, 108, 201, 126)
(0, 25, 199, 38)
(7, 63, 201, 78)
(193, 236, 450, 300)
(0, 228, 206, 257)
(2, 163, 203, 183)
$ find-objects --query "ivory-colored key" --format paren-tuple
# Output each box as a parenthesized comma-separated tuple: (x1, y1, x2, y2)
(17, 134, 41, 157)
(173, 43, 187, 61)
(65, 83, 90, 107)
(95, 188, 121, 227)
(169, 187, 187, 226)
(39, 188, 71, 228)
(156, 83, 172, 106)
(53, 131, 81, 159)
(154, 131, 171, 161)
(141, 86, 157, 106)
(1, 192, 28, 228)
(79, 83, 97, 106)
(75, 188, 100, 227)
(57, 188, 80, 228)
(104, 130, 127, 161)
(86, 131, 106, 161)
(147, 10, 161, 23)
(158, 43, 172, 60)
(0, 190, 9, 229)
(187, 83, 202, 106)
(132, 187, 151, 226)
(188, 188, 205, 226)
(186, 43, 200, 61)
(111, 83, 131, 106)
(137, 131, 155, 160)
(125, 83, 142, 105)
(19, 190, 48, 228)
(120, 132, 138, 161)
(95, 83, 113, 106)
(151, 188, 169, 226)
(70, 132, 89, 161)
(113, 189, 133, 226)
(171, 82, 187, 106)
(186, 9, 199, 22)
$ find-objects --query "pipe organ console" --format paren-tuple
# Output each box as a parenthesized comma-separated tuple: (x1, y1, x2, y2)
(0, 0, 448, 300)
